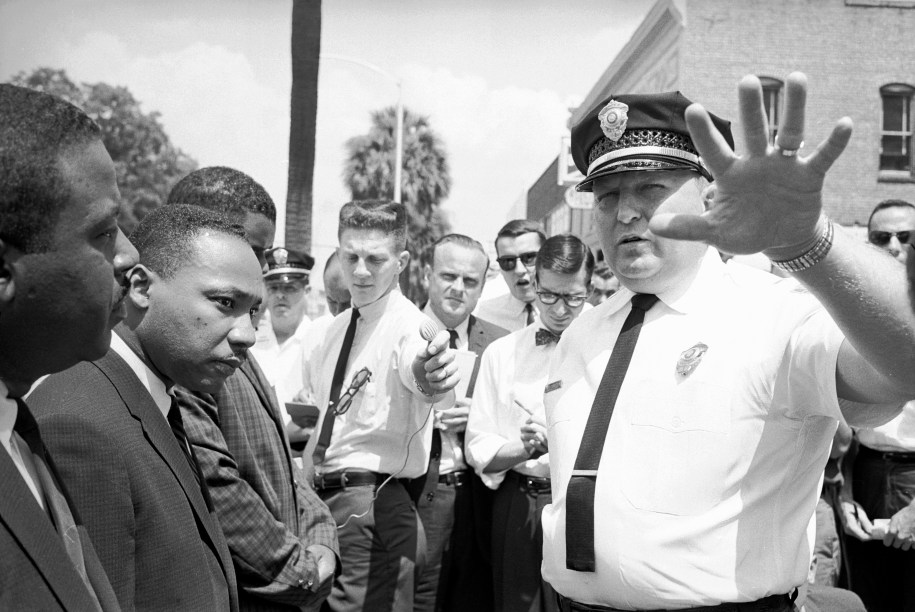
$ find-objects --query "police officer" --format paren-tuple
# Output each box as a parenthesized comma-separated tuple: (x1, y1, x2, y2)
(541, 73, 915, 611)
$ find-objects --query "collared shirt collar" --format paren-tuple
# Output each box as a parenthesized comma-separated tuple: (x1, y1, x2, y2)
(352, 286, 399, 324)
(603, 247, 722, 317)
(422, 303, 470, 348)
(111, 332, 173, 419)
(0, 378, 16, 455)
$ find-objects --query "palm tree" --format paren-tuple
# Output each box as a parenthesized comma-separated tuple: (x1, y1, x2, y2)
(285, 0, 322, 252)
(343, 106, 452, 304)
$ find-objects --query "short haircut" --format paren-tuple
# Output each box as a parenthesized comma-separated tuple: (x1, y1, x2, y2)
(868, 199, 915, 232)
(494, 219, 546, 253)
(0, 84, 102, 252)
(535, 234, 595, 285)
(130, 204, 246, 279)
(427, 233, 489, 271)
(338, 199, 407, 251)
(167, 166, 276, 223)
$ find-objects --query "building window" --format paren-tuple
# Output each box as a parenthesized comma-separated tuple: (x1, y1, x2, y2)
(880, 83, 914, 177)
(758, 77, 783, 145)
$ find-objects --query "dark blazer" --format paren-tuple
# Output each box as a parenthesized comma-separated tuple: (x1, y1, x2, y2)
(28, 350, 239, 612)
(176, 354, 338, 612)
(466, 315, 510, 398)
(414, 314, 508, 611)
(0, 431, 121, 611)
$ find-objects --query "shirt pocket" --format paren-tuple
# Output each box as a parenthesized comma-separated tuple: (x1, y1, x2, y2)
(619, 378, 732, 516)
(352, 380, 389, 431)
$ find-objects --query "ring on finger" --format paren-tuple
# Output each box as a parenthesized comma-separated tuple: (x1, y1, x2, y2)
(775, 141, 803, 157)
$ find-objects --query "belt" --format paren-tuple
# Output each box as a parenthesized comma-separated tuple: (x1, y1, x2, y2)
(859, 443, 915, 463)
(439, 469, 470, 486)
(507, 469, 551, 493)
(557, 593, 793, 612)
(313, 470, 390, 491)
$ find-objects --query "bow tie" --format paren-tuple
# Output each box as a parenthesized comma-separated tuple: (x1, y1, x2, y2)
(535, 328, 561, 346)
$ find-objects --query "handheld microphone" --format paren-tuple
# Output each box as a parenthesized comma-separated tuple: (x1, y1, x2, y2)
(419, 317, 440, 343)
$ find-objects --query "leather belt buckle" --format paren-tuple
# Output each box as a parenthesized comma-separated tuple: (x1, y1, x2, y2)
(440, 470, 469, 487)
(524, 475, 551, 492)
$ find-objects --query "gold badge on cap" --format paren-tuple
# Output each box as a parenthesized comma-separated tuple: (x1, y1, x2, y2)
(676, 342, 708, 377)
(598, 99, 628, 142)
(274, 248, 288, 265)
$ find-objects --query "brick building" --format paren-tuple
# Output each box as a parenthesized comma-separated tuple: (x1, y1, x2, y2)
(528, 0, 915, 257)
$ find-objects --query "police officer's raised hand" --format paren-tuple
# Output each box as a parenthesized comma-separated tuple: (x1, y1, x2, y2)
(650, 72, 853, 260)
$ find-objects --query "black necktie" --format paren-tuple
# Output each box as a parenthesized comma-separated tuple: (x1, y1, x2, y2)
(524, 302, 535, 325)
(535, 328, 560, 346)
(565, 293, 658, 572)
(431, 329, 461, 459)
(167, 398, 214, 511)
(313, 307, 360, 464)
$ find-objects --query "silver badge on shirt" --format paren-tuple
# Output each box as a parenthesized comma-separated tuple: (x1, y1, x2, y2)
(676, 342, 708, 377)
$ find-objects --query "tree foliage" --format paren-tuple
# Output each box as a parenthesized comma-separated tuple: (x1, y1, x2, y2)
(9, 67, 197, 233)
(343, 106, 452, 304)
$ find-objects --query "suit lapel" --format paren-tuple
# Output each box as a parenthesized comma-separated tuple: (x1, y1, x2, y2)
(0, 450, 100, 610)
(466, 315, 486, 397)
(93, 352, 226, 566)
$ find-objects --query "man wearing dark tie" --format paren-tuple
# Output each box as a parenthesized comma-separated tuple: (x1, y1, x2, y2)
(466, 234, 593, 612)
(413, 233, 508, 612)
(166, 166, 339, 611)
(301, 200, 458, 612)
(474, 220, 545, 332)
(0, 84, 136, 611)
(541, 77, 915, 611)
(29, 205, 256, 611)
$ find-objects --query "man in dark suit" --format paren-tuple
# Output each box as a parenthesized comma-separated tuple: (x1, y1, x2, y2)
(166, 166, 338, 611)
(413, 234, 508, 612)
(0, 84, 135, 611)
(29, 205, 260, 611)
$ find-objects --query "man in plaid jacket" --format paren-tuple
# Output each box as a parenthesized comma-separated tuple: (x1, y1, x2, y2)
(169, 166, 339, 611)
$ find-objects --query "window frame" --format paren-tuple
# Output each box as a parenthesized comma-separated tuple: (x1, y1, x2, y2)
(879, 83, 915, 182)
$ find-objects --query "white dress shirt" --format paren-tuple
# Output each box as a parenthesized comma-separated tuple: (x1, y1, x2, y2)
(474, 291, 537, 333)
(251, 313, 313, 421)
(111, 332, 172, 418)
(422, 304, 469, 476)
(856, 400, 915, 452)
(0, 378, 46, 509)
(302, 290, 443, 479)
(541, 249, 845, 609)
(465, 321, 552, 489)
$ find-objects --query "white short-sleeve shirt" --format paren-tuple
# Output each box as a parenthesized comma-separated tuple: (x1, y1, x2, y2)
(465, 322, 553, 489)
(541, 249, 845, 609)
(302, 290, 441, 479)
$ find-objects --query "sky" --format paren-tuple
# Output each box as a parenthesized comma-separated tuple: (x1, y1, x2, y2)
(0, 0, 653, 284)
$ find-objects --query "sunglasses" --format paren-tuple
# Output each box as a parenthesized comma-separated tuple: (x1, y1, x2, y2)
(868, 230, 915, 247)
(536, 290, 589, 308)
(331, 367, 372, 415)
(496, 251, 539, 272)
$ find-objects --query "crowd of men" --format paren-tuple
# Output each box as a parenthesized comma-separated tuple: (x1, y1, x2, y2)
(2, 70, 914, 612)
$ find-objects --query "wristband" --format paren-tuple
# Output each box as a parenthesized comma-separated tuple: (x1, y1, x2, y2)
(770, 216, 834, 273)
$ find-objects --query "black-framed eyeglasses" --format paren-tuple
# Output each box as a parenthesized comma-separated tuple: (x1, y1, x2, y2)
(536, 290, 589, 308)
(331, 367, 372, 415)
(869, 229, 914, 247)
(496, 251, 539, 272)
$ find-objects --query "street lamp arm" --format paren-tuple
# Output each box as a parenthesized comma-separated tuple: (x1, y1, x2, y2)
(320, 53, 402, 87)
(320, 53, 404, 204)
